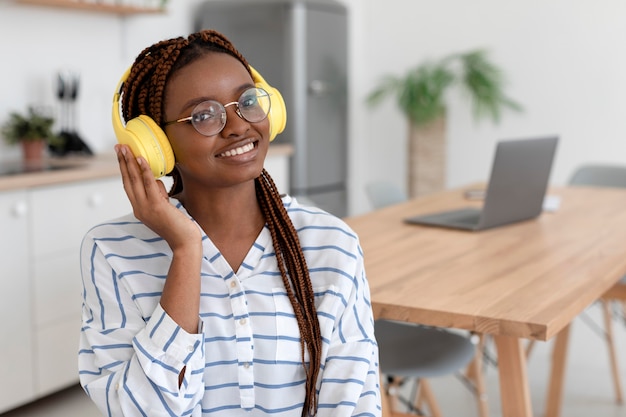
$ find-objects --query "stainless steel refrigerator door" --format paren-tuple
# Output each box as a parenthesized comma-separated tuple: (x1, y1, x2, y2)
(291, 2, 348, 216)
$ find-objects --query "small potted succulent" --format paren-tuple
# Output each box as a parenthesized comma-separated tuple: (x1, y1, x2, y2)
(1, 106, 62, 163)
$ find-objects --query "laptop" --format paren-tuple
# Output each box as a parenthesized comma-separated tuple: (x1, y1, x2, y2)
(404, 135, 559, 231)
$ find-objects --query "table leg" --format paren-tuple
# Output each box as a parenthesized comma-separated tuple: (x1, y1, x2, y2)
(380, 373, 393, 417)
(544, 324, 571, 417)
(494, 335, 533, 417)
(379, 373, 422, 417)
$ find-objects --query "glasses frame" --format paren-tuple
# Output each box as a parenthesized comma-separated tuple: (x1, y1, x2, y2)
(163, 87, 271, 137)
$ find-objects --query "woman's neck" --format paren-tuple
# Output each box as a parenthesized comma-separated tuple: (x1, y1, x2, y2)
(175, 181, 266, 260)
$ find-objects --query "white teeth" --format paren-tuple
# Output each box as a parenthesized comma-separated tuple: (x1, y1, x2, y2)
(220, 143, 254, 157)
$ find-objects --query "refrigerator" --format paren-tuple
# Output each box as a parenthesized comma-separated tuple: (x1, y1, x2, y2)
(195, 0, 348, 217)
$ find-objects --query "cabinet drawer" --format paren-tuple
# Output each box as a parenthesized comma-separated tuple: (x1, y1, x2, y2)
(31, 178, 130, 257)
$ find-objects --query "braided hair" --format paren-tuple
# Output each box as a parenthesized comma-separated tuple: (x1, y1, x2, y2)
(121, 30, 322, 416)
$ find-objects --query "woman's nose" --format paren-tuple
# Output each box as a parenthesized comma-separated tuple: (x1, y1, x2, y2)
(221, 104, 249, 137)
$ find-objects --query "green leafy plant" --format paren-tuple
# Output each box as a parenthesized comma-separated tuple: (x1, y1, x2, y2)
(367, 49, 522, 126)
(1, 106, 62, 146)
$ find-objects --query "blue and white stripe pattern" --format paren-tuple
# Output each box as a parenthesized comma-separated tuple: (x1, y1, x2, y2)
(78, 195, 381, 416)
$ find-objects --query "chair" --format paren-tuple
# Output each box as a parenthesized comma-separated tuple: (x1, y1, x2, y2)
(567, 163, 626, 404)
(376, 321, 488, 417)
(366, 181, 489, 417)
(366, 181, 408, 210)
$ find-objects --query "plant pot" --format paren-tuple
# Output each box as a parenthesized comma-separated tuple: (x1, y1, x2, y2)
(21, 140, 46, 165)
(408, 117, 446, 197)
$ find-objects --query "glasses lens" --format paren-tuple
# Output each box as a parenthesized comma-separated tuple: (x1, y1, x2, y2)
(239, 88, 271, 123)
(190, 101, 226, 136)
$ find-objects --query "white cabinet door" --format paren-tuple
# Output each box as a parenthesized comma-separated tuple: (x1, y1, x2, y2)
(31, 178, 130, 327)
(36, 319, 81, 397)
(31, 177, 130, 258)
(0, 191, 34, 413)
(29, 178, 131, 396)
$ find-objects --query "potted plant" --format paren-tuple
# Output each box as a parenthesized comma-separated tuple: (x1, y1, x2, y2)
(1, 106, 62, 164)
(367, 49, 522, 197)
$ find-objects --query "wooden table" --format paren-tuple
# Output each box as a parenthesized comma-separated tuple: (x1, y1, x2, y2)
(344, 185, 626, 417)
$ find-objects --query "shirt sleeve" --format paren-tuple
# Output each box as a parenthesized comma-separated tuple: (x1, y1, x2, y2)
(78, 233, 205, 417)
(315, 241, 382, 417)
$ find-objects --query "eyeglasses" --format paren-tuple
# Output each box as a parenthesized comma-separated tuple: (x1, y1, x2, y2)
(164, 87, 271, 137)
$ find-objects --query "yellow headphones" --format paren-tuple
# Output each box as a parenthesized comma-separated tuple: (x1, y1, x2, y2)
(112, 65, 287, 178)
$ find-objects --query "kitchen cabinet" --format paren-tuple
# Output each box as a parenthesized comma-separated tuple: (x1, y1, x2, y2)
(0, 177, 131, 413)
(0, 190, 35, 413)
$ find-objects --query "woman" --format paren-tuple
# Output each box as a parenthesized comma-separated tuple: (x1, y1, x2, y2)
(78, 29, 380, 417)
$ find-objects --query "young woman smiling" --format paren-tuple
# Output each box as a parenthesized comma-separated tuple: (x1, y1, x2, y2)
(78, 29, 380, 417)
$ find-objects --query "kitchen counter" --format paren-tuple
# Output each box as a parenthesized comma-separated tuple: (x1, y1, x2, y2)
(0, 143, 294, 192)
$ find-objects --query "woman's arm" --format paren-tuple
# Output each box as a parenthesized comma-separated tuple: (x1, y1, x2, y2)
(77, 146, 206, 416)
(116, 145, 203, 334)
(78, 233, 205, 417)
(315, 243, 382, 417)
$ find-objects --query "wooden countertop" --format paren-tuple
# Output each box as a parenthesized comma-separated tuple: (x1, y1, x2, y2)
(0, 143, 293, 192)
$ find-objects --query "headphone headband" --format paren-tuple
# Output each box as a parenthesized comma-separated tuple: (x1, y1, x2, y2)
(111, 64, 286, 178)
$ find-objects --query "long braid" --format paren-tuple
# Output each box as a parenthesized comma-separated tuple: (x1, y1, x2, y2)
(121, 29, 321, 416)
(256, 170, 322, 416)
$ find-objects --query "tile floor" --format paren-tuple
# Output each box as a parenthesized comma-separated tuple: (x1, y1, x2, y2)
(1, 302, 624, 417)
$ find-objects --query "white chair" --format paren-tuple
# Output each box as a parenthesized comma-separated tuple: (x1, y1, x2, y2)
(366, 181, 489, 417)
(567, 164, 626, 404)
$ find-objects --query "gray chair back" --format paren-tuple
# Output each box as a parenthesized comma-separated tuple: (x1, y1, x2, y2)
(366, 181, 407, 209)
(568, 164, 626, 188)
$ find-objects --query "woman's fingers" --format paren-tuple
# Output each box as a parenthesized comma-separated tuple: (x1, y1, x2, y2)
(156, 178, 169, 199)
(114, 144, 200, 249)
(116, 145, 156, 213)
(136, 156, 162, 202)
(116, 144, 136, 200)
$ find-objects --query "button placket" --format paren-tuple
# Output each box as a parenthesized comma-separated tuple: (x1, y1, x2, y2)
(228, 276, 255, 408)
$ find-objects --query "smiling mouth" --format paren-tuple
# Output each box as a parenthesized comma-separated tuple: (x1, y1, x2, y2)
(217, 142, 256, 158)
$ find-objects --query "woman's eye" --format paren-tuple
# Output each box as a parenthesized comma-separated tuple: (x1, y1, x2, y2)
(240, 96, 258, 109)
(192, 110, 218, 123)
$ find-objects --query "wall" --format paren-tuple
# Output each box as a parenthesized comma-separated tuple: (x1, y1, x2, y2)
(0, 0, 205, 160)
(356, 0, 626, 214)
(2, 1, 626, 216)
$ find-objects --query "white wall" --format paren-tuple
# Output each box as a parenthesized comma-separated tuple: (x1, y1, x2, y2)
(0, 0, 205, 160)
(2, 1, 626, 216)
(355, 0, 626, 214)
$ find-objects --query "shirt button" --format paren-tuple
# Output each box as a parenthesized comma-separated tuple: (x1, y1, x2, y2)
(243, 362, 251, 369)
(230, 281, 237, 288)
(239, 318, 247, 325)
(187, 345, 194, 352)
(115, 383, 120, 390)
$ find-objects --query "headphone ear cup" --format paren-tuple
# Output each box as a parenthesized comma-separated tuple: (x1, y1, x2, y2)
(260, 84, 287, 142)
(250, 66, 287, 142)
(117, 115, 175, 178)
(112, 67, 175, 178)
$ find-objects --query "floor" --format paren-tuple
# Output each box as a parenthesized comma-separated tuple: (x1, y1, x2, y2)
(1, 303, 624, 417)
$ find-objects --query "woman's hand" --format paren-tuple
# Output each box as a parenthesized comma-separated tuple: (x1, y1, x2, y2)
(115, 144, 201, 249)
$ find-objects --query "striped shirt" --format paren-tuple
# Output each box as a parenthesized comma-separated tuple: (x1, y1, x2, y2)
(78, 195, 381, 417)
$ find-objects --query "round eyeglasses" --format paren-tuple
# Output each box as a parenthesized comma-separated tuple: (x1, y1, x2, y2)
(164, 87, 271, 137)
